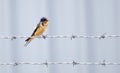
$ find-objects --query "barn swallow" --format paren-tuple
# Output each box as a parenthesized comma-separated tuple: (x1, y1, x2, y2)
(24, 17, 48, 46)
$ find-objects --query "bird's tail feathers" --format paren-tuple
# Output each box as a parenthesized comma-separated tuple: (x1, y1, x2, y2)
(24, 37, 33, 47)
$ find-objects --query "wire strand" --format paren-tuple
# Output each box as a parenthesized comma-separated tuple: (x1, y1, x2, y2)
(0, 34, 120, 40)
(0, 60, 120, 67)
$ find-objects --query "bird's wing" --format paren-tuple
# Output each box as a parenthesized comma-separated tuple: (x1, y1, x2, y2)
(31, 23, 40, 36)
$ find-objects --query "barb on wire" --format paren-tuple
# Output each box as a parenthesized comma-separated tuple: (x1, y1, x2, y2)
(72, 60, 79, 66)
(43, 60, 48, 67)
(99, 33, 106, 39)
(100, 60, 106, 66)
(0, 34, 120, 40)
(13, 62, 19, 66)
(0, 60, 120, 67)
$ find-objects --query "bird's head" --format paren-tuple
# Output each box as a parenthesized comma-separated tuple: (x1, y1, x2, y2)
(40, 17, 48, 22)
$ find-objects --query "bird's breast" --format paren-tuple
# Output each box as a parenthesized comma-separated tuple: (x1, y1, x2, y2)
(34, 25, 47, 36)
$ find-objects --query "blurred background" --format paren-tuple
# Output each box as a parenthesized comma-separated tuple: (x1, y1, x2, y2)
(0, 0, 120, 73)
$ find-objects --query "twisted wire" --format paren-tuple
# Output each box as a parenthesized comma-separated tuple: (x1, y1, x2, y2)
(0, 60, 120, 67)
(0, 34, 120, 40)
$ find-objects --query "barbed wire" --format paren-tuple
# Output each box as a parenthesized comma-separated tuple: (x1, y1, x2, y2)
(0, 33, 120, 40)
(0, 60, 120, 67)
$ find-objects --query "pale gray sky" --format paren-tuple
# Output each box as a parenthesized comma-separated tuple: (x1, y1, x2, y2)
(0, 0, 120, 73)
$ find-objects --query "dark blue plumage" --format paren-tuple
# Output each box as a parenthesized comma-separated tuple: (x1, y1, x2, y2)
(40, 17, 47, 22)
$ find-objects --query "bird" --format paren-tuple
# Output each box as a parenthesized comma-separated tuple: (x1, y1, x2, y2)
(24, 17, 48, 46)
